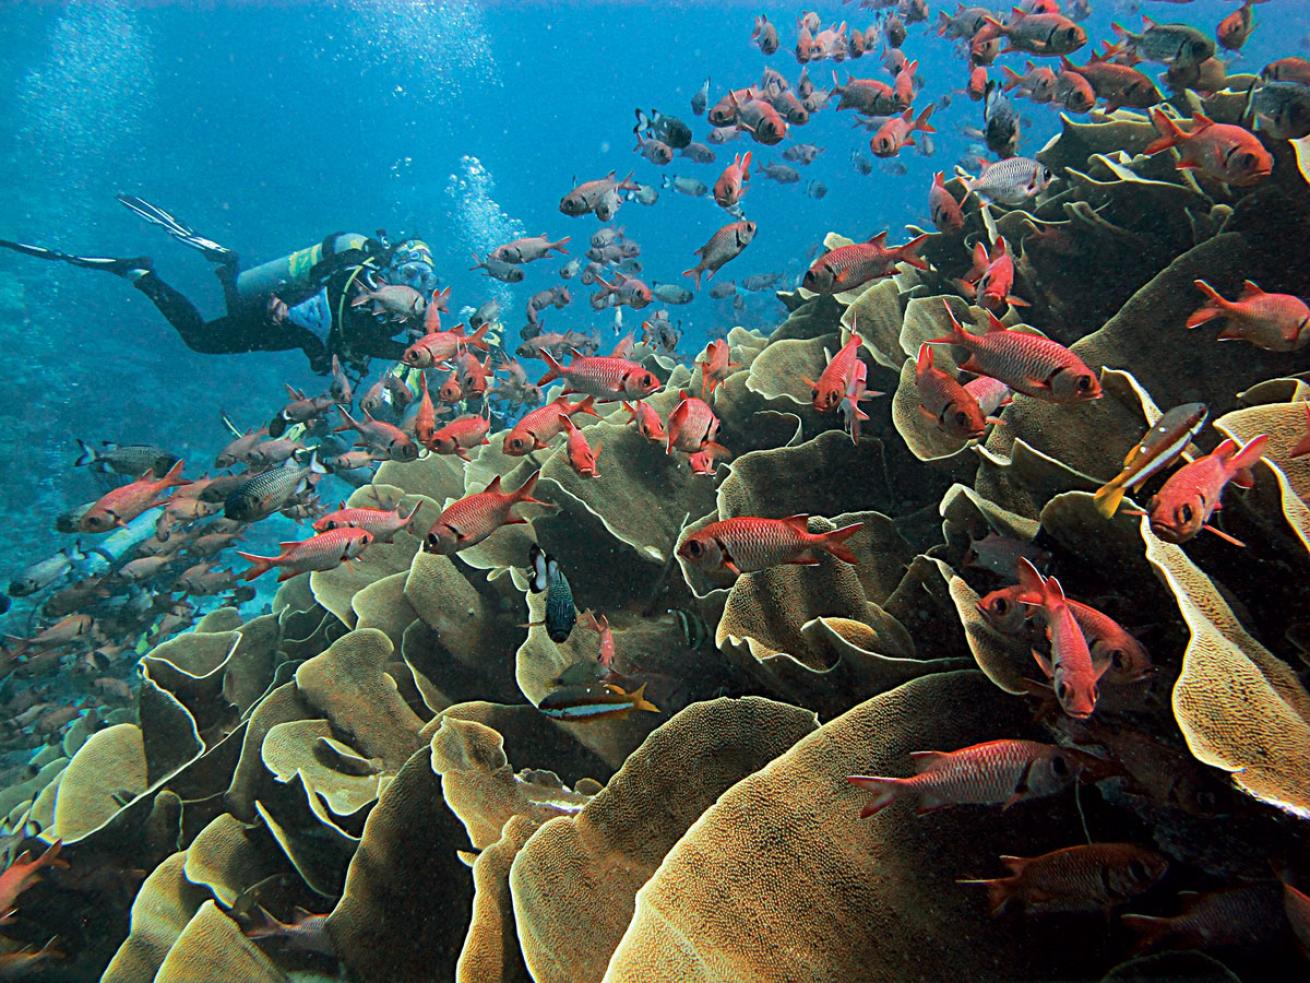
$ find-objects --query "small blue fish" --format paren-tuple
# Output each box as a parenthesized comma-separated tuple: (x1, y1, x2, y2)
(537, 682, 659, 722)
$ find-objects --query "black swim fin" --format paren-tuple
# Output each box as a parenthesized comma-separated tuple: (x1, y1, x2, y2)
(116, 194, 235, 264)
(0, 238, 152, 278)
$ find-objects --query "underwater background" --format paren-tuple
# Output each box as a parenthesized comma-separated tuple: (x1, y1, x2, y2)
(1, 0, 1310, 980)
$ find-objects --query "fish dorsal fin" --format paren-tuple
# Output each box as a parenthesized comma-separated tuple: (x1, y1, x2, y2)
(909, 750, 949, 772)
(985, 312, 1009, 333)
(1239, 279, 1265, 299)
(484, 474, 503, 494)
(781, 514, 811, 533)
(867, 231, 888, 246)
(1191, 111, 1216, 131)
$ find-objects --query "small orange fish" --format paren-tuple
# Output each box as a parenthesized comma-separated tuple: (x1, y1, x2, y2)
(801, 232, 928, 294)
(427, 414, 491, 461)
(929, 172, 965, 234)
(537, 351, 661, 402)
(1017, 558, 1105, 719)
(915, 343, 987, 440)
(80, 460, 188, 533)
(402, 322, 491, 369)
(1187, 279, 1310, 352)
(666, 391, 721, 454)
(335, 407, 418, 462)
(688, 441, 734, 475)
(580, 609, 615, 669)
(560, 415, 602, 478)
(713, 151, 752, 209)
(804, 333, 864, 413)
(438, 370, 464, 404)
(1146, 434, 1267, 545)
(623, 400, 667, 443)
(959, 843, 1167, 915)
(414, 375, 437, 446)
(238, 527, 373, 582)
(0, 839, 67, 923)
(421, 286, 452, 334)
(1144, 108, 1272, 186)
(871, 105, 935, 157)
(503, 396, 599, 455)
(424, 470, 555, 555)
(956, 237, 1026, 311)
(1122, 884, 1284, 956)
(678, 514, 861, 575)
(698, 339, 740, 398)
(848, 739, 1098, 818)
(314, 503, 419, 544)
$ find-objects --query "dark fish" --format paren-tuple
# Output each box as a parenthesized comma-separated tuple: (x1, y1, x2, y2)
(634, 108, 692, 150)
(805, 180, 828, 200)
(527, 544, 576, 643)
(1112, 18, 1215, 68)
(983, 81, 1020, 158)
(668, 607, 710, 650)
(1093, 402, 1209, 518)
(537, 682, 659, 721)
(692, 76, 711, 116)
(742, 273, 783, 292)
(1252, 81, 1310, 140)
(224, 455, 326, 522)
(74, 440, 178, 478)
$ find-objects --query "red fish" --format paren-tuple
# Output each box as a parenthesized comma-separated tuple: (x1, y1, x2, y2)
(0, 840, 67, 922)
(804, 333, 864, 413)
(335, 407, 418, 462)
(238, 527, 373, 582)
(929, 172, 965, 234)
(537, 351, 661, 403)
(503, 396, 599, 455)
(801, 232, 928, 294)
(688, 441, 734, 475)
(624, 400, 667, 444)
(313, 502, 419, 544)
(1144, 108, 1272, 186)
(402, 322, 490, 369)
(1187, 279, 1310, 352)
(1122, 884, 1284, 956)
(80, 460, 188, 533)
(678, 514, 862, 575)
(928, 303, 1102, 403)
(421, 286, 452, 334)
(956, 238, 1026, 311)
(683, 220, 757, 289)
(848, 739, 1097, 818)
(427, 414, 491, 461)
(438, 370, 463, 404)
(1146, 434, 1267, 545)
(560, 415, 602, 478)
(871, 105, 935, 157)
(894, 59, 919, 111)
(424, 470, 554, 555)
(456, 350, 492, 396)
(1017, 558, 1104, 719)
(839, 357, 880, 445)
(414, 375, 437, 447)
(713, 151, 752, 209)
(959, 843, 1167, 915)
(580, 610, 615, 669)
(698, 339, 740, 398)
(915, 343, 987, 440)
(666, 391, 721, 454)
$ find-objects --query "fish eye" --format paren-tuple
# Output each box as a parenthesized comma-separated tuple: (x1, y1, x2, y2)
(1111, 650, 1125, 669)
(1180, 503, 1194, 523)
(810, 387, 820, 399)
(1055, 681, 1069, 701)
(954, 411, 970, 427)
(993, 598, 1008, 614)
(687, 540, 703, 556)
(425, 533, 439, 548)
(1077, 376, 1093, 392)
(1128, 859, 1149, 881)
(1051, 754, 1070, 776)
(1236, 152, 1256, 170)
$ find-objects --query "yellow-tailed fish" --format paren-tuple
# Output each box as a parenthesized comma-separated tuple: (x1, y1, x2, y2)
(1093, 402, 1208, 519)
(537, 682, 659, 722)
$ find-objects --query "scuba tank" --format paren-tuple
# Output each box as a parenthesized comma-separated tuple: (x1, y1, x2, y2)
(234, 232, 375, 310)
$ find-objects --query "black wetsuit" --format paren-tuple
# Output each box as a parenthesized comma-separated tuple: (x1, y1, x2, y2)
(131, 241, 408, 373)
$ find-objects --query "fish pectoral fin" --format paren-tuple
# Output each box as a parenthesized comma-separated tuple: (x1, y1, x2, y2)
(1022, 375, 1053, 391)
(1202, 523, 1246, 548)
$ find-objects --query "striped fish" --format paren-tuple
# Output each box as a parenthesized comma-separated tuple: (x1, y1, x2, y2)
(537, 682, 659, 722)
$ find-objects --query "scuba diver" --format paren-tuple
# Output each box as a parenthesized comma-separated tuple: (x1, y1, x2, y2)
(0, 196, 440, 375)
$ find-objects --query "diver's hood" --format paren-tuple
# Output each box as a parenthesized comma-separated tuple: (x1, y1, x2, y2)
(383, 238, 440, 297)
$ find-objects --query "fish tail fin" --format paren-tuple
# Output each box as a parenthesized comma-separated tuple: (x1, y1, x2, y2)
(914, 104, 936, 133)
(1144, 108, 1187, 155)
(999, 66, 1024, 90)
(630, 683, 660, 714)
(1186, 279, 1230, 328)
(236, 552, 276, 581)
(821, 522, 863, 564)
(1092, 481, 1127, 519)
(465, 322, 492, 351)
(537, 351, 564, 387)
(575, 395, 600, 418)
(74, 439, 97, 467)
(550, 236, 571, 255)
(682, 265, 703, 289)
(898, 233, 930, 270)
(956, 874, 1019, 916)
(846, 775, 905, 818)
(1120, 914, 1176, 956)
(158, 460, 188, 490)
